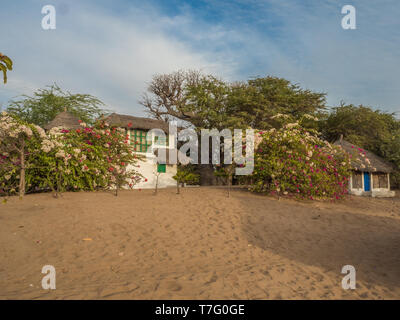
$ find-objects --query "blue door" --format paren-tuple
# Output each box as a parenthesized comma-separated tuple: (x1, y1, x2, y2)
(364, 172, 371, 191)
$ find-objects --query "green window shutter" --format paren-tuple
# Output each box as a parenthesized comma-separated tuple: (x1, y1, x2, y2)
(157, 164, 166, 173)
(131, 129, 152, 152)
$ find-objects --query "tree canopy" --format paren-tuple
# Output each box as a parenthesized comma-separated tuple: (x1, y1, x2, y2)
(6, 84, 109, 127)
(321, 104, 400, 186)
(141, 70, 327, 131)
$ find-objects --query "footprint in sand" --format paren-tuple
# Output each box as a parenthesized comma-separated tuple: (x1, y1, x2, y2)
(166, 281, 182, 292)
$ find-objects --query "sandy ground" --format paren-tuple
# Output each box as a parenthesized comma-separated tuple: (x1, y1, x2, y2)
(1, 187, 400, 300)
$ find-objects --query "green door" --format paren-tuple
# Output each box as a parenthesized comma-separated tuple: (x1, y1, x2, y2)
(157, 164, 166, 173)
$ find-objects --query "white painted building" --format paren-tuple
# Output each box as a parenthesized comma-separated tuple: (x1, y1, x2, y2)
(105, 113, 178, 189)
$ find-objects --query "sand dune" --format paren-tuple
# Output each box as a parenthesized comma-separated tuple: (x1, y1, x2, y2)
(0, 187, 399, 299)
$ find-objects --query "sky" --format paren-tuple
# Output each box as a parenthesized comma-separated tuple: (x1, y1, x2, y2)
(1, 0, 399, 116)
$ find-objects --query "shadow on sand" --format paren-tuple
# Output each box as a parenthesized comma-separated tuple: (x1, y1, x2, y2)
(237, 190, 400, 290)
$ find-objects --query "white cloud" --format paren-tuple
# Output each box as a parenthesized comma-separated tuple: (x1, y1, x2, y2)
(1, 0, 399, 115)
(0, 1, 235, 115)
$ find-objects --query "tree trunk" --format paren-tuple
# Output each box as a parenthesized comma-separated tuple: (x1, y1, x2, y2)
(154, 173, 160, 195)
(227, 174, 232, 198)
(198, 164, 217, 186)
(19, 139, 25, 197)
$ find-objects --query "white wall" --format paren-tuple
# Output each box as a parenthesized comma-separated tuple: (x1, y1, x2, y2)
(127, 130, 177, 189)
(349, 171, 395, 197)
(129, 154, 177, 189)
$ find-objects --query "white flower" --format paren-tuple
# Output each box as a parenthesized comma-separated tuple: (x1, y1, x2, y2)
(55, 150, 66, 158)
(303, 114, 319, 121)
(285, 122, 298, 129)
(41, 139, 56, 153)
(34, 125, 47, 138)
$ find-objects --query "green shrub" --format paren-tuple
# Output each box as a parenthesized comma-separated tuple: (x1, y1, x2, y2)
(173, 165, 200, 185)
(1, 112, 143, 197)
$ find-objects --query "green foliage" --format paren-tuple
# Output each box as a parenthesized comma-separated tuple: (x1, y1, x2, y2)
(322, 104, 400, 187)
(6, 84, 109, 127)
(250, 123, 355, 200)
(37, 121, 143, 195)
(0, 53, 13, 84)
(0, 112, 143, 197)
(185, 75, 233, 130)
(213, 164, 235, 181)
(142, 71, 327, 131)
(228, 76, 326, 130)
(0, 112, 45, 196)
(173, 165, 200, 185)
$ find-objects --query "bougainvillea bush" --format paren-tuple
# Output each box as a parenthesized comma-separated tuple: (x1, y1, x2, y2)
(1, 111, 143, 197)
(35, 120, 143, 195)
(251, 123, 354, 200)
(0, 112, 45, 197)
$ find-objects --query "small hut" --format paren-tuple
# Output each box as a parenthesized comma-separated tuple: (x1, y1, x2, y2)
(334, 138, 395, 198)
(44, 111, 81, 130)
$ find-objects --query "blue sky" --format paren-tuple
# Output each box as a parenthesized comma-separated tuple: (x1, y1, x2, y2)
(1, 0, 399, 116)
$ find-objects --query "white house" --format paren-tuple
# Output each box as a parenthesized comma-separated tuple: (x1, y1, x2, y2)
(334, 138, 395, 198)
(45, 111, 178, 189)
(105, 113, 178, 189)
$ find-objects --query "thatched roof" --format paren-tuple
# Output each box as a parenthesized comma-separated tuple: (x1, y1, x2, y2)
(334, 139, 394, 173)
(105, 113, 169, 132)
(44, 111, 81, 130)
